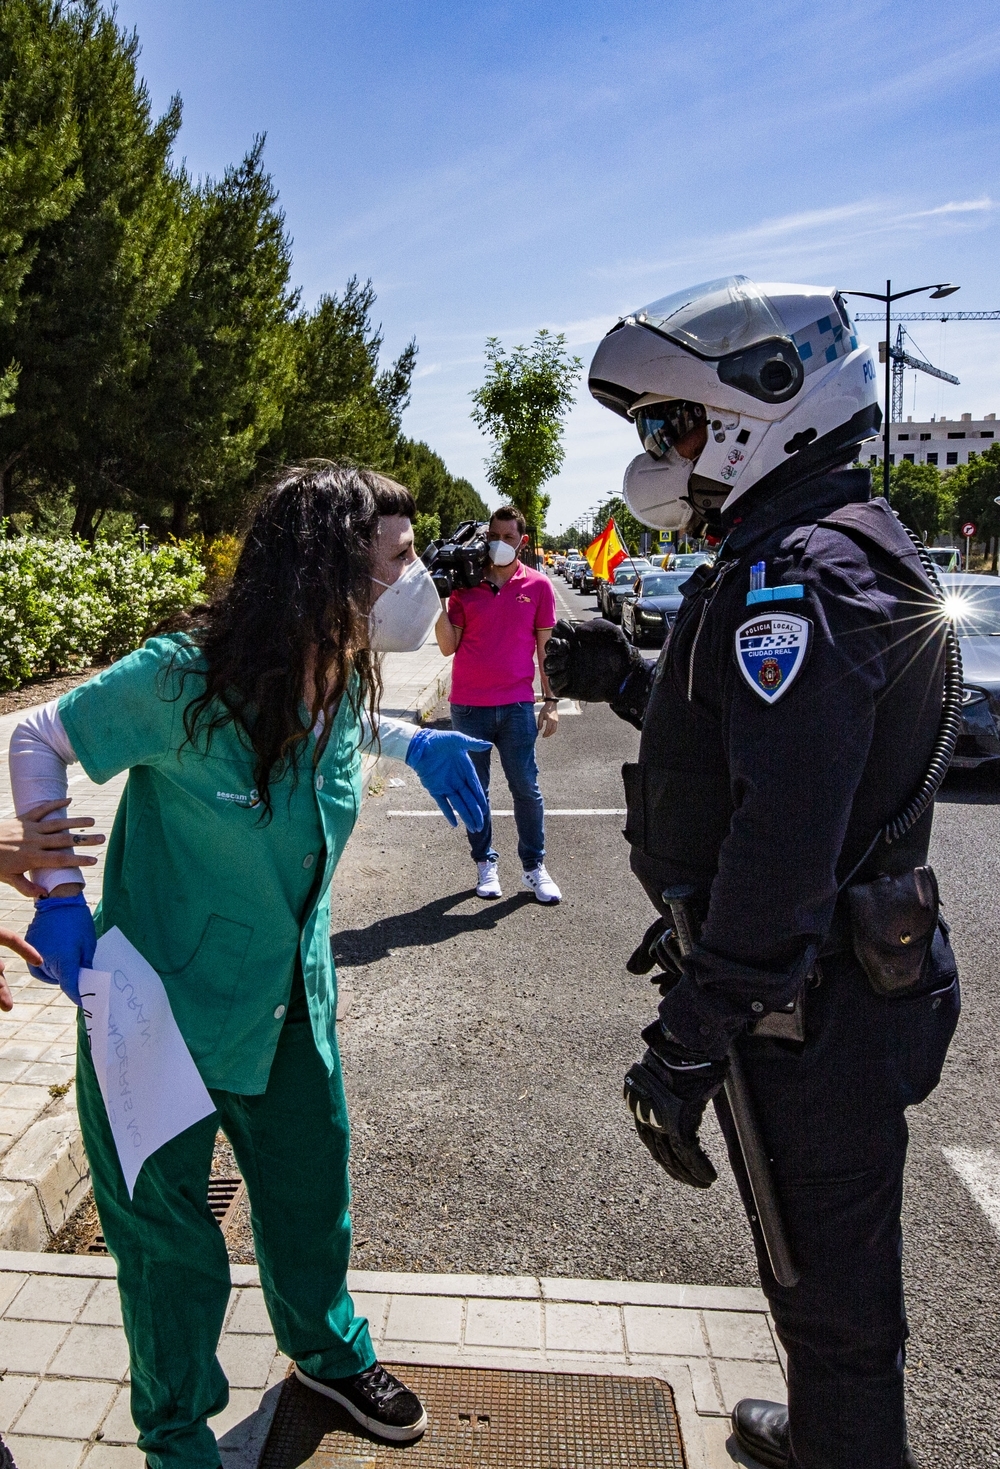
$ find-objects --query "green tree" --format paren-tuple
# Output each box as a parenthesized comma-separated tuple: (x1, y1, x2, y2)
(949, 445, 1000, 572)
(132, 137, 297, 536)
(888, 460, 954, 543)
(470, 330, 581, 547)
(392, 437, 487, 538)
(0, 0, 187, 528)
(269, 277, 416, 473)
(0, 1, 82, 324)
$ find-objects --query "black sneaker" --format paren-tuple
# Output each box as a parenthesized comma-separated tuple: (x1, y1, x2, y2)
(0, 1436, 16, 1469)
(294, 1361, 428, 1442)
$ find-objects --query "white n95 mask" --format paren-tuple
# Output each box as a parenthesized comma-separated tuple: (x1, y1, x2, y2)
(623, 448, 698, 532)
(369, 557, 441, 652)
(488, 539, 518, 566)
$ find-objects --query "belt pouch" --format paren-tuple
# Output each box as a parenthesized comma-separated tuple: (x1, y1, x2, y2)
(844, 865, 939, 996)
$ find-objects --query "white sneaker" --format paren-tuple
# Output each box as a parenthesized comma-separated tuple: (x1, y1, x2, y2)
(522, 864, 561, 904)
(476, 859, 502, 898)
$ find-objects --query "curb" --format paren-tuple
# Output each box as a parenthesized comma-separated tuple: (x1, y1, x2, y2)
(0, 1087, 90, 1249)
(412, 663, 451, 724)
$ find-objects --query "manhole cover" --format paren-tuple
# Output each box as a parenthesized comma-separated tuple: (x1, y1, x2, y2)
(259, 1363, 686, 1468)
(87, 1179, 245, 1254)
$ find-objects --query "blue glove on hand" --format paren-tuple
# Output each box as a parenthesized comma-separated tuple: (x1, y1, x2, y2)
(405, 728, 491, 831)
(25, 893, 96, 1007)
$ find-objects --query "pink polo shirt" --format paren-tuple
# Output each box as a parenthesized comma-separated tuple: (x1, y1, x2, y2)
(448, 562, 557, 706)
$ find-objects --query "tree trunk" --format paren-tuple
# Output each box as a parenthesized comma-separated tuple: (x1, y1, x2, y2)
(71, 499, 95, 538)
(0, 449, 25, 526)
(171, 495, 189, 539)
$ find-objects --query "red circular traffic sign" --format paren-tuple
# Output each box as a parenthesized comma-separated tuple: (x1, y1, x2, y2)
(962, 522, 977, 538)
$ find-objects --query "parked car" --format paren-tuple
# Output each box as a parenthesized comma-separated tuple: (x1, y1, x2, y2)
(570, 560, 589, 589)
(665, 551, 715, 572)
(940, 572, 1000, 767)
(578, 563, 600, 594)
(621, 571, 691, 646)
(927, 547, 961, 572)
(597, 559, 653, 621)
(563, 557, 584, 583)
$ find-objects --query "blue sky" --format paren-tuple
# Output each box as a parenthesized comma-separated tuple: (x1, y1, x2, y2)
(115, 0, 1000, 533)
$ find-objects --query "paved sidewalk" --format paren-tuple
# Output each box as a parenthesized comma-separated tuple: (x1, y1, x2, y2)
(0, 638, 453, 1250)
(378, 637, 452, 722)
(0, 1252, 784, 1468)
(0, 706, 125, 1250)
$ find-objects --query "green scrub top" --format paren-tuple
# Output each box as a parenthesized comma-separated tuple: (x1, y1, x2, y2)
(59, 634, 362, 1094)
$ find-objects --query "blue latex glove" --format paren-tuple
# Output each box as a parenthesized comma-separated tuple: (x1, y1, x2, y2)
(25, 893, 96, 1007)
(405, 728, 492, 831)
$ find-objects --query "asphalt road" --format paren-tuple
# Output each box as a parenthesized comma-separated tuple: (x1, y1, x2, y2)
(332, 572, 1000, 1468)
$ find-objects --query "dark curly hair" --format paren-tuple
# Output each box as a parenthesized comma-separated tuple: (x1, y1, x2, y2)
(165, 462, 415, 818)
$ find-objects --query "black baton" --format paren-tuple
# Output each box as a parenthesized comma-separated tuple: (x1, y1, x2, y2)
(662, 884, 799, 1289)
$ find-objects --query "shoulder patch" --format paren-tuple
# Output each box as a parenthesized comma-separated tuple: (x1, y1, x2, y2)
(735, 613, 812, 703)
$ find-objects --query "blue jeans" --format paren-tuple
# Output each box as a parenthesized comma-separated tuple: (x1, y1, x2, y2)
(450, 701, 545, 871)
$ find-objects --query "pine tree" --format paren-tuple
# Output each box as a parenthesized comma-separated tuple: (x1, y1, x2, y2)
(0, 0, 186, 530)
(270, 277, 416, 473)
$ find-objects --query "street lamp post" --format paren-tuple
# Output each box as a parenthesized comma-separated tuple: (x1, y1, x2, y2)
(138, 523, 149, 554)
(842, 281, 959, 500)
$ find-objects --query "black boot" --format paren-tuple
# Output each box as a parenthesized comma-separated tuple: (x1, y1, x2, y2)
(0, 1434, 17, 1469)
(730, 1400, 920, 1468)
(731, 1400, 789, 1468)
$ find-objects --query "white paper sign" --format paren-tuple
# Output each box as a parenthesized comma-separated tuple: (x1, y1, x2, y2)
(78, 927, 216, 1197)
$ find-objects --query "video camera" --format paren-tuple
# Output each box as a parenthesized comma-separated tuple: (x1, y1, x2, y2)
(421, 520, 490, 596)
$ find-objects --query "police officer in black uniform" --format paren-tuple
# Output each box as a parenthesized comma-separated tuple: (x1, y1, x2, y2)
(546, 278, 960, 1469)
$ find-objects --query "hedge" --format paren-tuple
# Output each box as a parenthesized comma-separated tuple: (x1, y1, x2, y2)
(0, 534, 205, 691)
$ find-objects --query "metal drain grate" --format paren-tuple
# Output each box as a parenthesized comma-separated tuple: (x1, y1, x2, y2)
(259, 1363, 686, 1468)
(87, 1178, 245, 1254)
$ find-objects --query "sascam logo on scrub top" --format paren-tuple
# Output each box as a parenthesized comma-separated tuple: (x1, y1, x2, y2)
(216, 788, 261, 808)
(734, 613, 812, 704)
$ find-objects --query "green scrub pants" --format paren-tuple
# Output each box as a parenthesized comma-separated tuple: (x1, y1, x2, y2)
(75, 973, 375, 1469)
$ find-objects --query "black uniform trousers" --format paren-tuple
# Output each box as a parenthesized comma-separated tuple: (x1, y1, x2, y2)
(715, 951, 959, 1469)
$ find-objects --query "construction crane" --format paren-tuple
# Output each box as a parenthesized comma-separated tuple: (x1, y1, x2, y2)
(854, 309, 1000, 424)
(879, 325, 959, 422)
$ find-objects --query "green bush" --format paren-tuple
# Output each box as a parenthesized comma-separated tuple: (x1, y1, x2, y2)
(0, 533, 204, 690)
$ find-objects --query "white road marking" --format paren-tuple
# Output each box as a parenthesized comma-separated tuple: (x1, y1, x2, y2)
(943, 1146, 1000, 1240)
(387, 808, 626, 817)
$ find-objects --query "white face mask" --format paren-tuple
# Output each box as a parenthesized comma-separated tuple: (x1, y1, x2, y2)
(623, 448, 698, 532)
(488, 538, 519, 567)
(369, 557, 441, 652)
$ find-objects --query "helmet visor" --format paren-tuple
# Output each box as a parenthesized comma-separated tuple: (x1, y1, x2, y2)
(634, 400, 707, 459)
(630, 276, 786, 359)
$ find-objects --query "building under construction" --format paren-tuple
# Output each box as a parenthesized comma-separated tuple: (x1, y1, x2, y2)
(863, 412, 996, 468)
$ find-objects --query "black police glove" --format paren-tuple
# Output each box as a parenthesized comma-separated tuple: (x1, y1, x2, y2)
(623, 1021, 729, 1189)
(543, 618, 644, 702)
(626, 915, 684, 994)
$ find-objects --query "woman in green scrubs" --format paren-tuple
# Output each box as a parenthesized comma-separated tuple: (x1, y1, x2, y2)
(11, 465, 489, 1467)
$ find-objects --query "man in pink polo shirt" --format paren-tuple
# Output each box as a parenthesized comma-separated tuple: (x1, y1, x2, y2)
(434, 506, 562, 903)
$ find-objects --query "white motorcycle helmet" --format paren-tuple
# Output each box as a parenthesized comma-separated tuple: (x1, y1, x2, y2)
(589, 276, 882, 533)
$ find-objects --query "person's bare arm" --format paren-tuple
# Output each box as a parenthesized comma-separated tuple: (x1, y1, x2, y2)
(434, 607, 463, 656)
(536, 627, 559, 737)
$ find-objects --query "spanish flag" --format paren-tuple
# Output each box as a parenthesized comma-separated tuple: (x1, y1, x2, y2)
(585, 518, 627, 582)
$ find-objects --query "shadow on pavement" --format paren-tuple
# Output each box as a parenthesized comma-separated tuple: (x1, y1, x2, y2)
(333, 889, 533, 967)
(936, 765, 1000, 805)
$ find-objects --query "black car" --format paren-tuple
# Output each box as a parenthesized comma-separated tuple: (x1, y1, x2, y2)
(597, 560, 653, 621)
(621, 571, 690, 646)
(578, 564, 599, 594)
(940, 573, 1000, 767)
